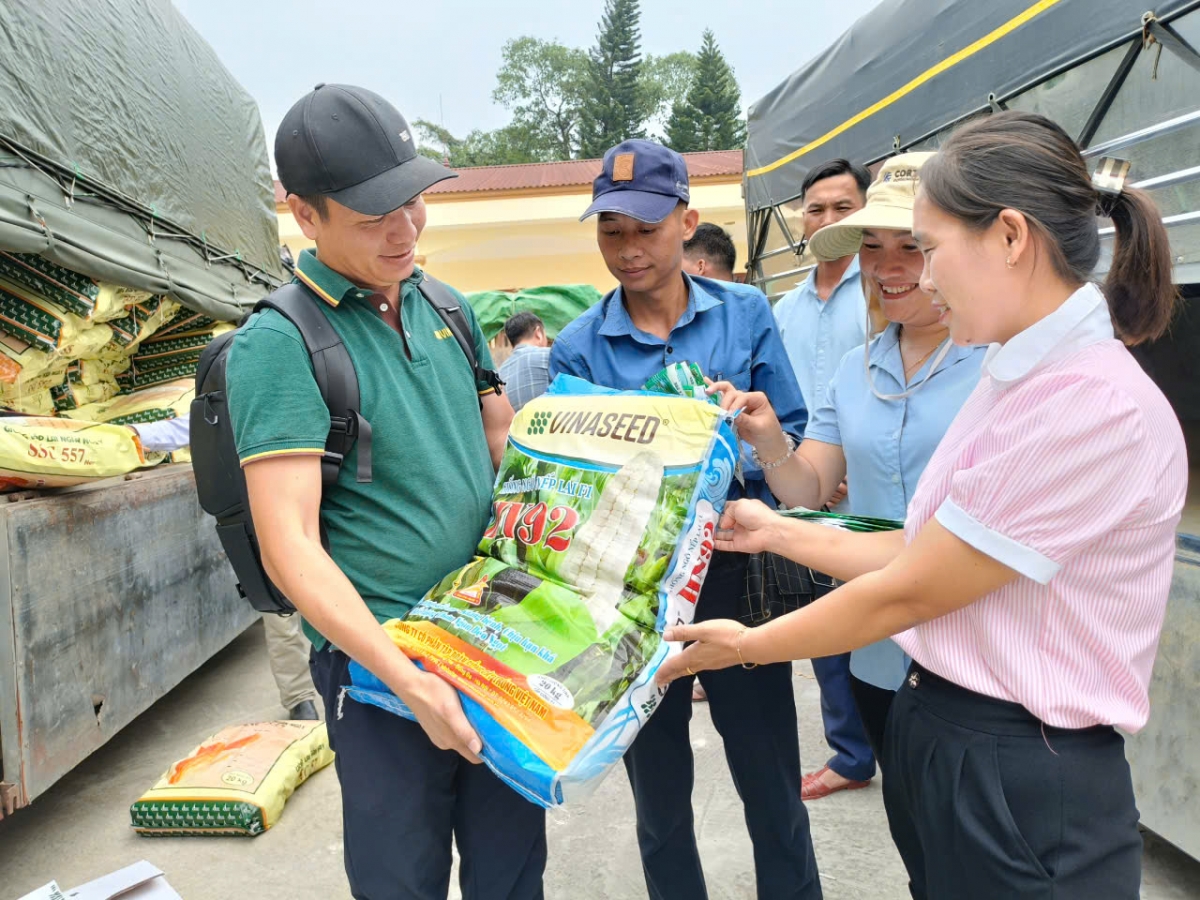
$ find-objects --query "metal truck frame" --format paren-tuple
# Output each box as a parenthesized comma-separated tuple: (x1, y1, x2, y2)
(743, 0, 1200, 860)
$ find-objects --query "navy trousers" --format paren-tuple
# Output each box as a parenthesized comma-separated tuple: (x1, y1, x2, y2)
(884, 663, 1143, 899)
(311, 646, 547, 900)
(811, 652, 877, 781)
(622, 552, 823, 900)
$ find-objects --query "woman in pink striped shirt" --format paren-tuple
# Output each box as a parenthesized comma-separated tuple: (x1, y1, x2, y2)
(659, 111, 1186, 899)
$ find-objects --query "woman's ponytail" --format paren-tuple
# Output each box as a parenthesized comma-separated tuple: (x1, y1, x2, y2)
(1104, 186, 1176, 345)
(920, 111, 1178, 346)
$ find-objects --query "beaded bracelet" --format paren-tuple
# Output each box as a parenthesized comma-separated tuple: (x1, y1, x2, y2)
(751, 434, 796, 470)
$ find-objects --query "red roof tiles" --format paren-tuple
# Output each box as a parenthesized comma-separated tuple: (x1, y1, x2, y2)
(274, 149, 742, 204)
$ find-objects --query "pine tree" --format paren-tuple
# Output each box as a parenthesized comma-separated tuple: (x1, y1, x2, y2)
(579, 0, 647, 159)
(666, 30, 746, 153)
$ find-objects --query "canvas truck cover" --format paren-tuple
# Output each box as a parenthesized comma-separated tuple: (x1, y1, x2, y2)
(0, 0, 282, 321)
(745, 0, 1199, 212)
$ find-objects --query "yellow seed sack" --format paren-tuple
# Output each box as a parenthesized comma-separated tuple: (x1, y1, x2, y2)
(0, 333, 54, 385)
(130, 721, 335, 836)
(0, 416, 146, 490)
(62, 378, 193, 426)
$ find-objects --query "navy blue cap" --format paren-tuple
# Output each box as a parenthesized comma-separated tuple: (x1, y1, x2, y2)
(581, 140, 691, 223)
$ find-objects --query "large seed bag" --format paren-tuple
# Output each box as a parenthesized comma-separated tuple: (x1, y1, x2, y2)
(347, 374, 738, 807)
(130, 721, 334, 836)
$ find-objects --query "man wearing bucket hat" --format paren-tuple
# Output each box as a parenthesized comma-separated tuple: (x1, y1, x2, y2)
(226, 85, 543, 899)
(702, 152, 985, 877)
(550, 139, 821, 900)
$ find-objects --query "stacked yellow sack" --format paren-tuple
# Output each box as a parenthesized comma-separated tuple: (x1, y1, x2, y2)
(63, 378, 194, 426)
(0, 253, 244, 487)
(0, 252, 188, 417)
(0, 416, 147, 490)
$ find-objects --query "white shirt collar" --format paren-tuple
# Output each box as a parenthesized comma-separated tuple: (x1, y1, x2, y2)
(983, 283, 1115, 385)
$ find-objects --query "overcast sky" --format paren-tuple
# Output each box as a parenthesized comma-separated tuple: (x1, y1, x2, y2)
(171, 0, 880, 169)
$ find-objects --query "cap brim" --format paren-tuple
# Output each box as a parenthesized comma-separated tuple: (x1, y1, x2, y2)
(580, 190, 679, 224)
(808, 204, 916, 261)
(327, 155, 457, 216)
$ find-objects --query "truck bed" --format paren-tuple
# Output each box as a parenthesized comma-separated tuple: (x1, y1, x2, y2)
(0, 465, 255, 816)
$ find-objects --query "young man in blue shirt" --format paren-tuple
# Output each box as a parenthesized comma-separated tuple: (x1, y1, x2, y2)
(550, 140, 822, 900)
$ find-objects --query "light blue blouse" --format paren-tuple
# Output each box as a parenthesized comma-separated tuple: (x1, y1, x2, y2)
(805, 323, 986, 689)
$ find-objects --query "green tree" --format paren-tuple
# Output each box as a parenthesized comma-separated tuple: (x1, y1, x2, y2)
(640, 51, 697, 139)
(414, 119, 548, 168)
(579, 0, 647, 159)
(666, 30, 746, 153)
(493, 37, 591, 161)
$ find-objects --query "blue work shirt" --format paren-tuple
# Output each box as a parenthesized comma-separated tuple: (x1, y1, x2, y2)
(806, 323, 986, 689)
(550, 274, 808, 505)
(773, 257, 868, 412)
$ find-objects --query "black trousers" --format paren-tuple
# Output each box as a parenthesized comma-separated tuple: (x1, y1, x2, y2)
(851, 672, 926, 897)
(622, 551, 822, 900)
(849, 673, 895, 766)
(311, 646, 547, 900)
(884, 663, 1142, 900)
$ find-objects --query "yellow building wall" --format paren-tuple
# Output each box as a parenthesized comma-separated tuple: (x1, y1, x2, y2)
(276, 179, 747, 294)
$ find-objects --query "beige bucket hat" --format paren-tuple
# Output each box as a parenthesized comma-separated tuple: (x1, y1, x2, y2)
(808, 152, 936, 262)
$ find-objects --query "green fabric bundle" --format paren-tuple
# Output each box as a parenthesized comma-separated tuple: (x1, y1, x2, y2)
(465, 284, 601, 343)
(643, 362, 717, 404)
(778, 508, 904, 532)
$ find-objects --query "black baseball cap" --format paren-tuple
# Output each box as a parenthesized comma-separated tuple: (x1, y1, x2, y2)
(275, 84, 456, 216)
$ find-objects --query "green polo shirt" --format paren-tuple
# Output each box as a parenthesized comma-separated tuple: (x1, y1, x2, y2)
(227, 249, 497, 648)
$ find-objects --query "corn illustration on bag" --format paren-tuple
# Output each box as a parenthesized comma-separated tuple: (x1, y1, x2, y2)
(130, 721, 334, 836)
(346, 374, 738, 807)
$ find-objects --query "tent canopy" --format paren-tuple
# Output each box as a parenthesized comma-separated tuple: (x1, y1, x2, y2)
(0, 0, 282, 320)
(745, 0, 1199, 212)
(467, 285, 602, 343)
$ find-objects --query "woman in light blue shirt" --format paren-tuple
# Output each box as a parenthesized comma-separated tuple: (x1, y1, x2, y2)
(710, 153, 984, 761)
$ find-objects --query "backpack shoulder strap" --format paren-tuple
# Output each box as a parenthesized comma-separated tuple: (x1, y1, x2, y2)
(255, 283, 372, 485)
(418, 275, 504, 397)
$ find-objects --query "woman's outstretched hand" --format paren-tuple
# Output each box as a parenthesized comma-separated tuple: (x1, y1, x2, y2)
(705, 379, 788, 455)
(714, 498, 781, 555)
(656, 619, 747, 686)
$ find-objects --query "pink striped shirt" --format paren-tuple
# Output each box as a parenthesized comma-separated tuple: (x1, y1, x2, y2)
(894, 284, 1186, 732)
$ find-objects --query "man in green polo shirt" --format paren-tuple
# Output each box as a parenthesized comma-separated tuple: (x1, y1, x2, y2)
(226, 84, 545, 900)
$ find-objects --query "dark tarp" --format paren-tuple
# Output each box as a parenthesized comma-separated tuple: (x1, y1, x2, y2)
(745, 0, 1200, 212)
(0, 0, 282, 320)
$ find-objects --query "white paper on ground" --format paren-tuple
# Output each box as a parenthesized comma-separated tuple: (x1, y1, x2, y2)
(64, 861, 181, 900)
(16, 883, 65, 900)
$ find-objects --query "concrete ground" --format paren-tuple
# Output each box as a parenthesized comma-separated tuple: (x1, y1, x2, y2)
(2, 622, 1199, 900)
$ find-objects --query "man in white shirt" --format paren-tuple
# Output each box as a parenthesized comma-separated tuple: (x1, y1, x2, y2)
(772, 159, 877, 801)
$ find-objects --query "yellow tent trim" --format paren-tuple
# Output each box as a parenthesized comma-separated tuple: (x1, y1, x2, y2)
(746, 0, 1064, 178)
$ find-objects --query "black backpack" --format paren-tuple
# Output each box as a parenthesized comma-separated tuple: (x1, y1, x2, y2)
(191, 276, 502, 614)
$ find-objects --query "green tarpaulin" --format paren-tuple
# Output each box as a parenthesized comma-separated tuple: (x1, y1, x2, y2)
(467, 284, 602, 342)
(0, 0, 283, 320)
